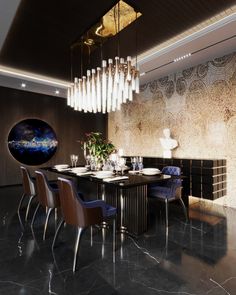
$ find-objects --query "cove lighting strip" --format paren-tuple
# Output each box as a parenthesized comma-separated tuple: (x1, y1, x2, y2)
(0, 65, 70, 88)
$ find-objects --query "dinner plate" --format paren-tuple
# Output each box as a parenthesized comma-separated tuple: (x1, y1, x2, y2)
(54, 164, 69, 169)
(71, 167, 87, 173)
(95, 171, 114, 179)
(142, 168, 161, 176)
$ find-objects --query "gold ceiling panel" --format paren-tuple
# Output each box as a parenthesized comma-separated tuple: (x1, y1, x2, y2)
(73, 0, 141, 49)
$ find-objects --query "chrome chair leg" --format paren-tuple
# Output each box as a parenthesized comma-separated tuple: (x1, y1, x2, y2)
(113, 218, 116, 263)
(25, 195, 36, 221)
(90, 226, 93, 247)
(54, 208, 58, 229)
(17, 193, 26, 215)
(52, 219, 65, 249)
(43, 208, 53, 240)
(73, 227, 83, 273)
(179, 197, 189, 222)
(165, 198, 169, 228)
(31, 203, 40, 228)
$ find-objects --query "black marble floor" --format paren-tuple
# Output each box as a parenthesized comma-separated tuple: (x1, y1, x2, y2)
(0, 186, 236, 294)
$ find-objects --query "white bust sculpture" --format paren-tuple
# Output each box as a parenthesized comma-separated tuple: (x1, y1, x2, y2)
(159, 128, 178, 158)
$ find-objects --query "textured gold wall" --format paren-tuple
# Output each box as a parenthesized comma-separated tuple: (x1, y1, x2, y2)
(108, 51, 236, 207)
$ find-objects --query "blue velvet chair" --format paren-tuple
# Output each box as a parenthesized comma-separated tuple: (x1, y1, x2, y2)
(52, 177, 117, 273)
(149, 166, 188, 227)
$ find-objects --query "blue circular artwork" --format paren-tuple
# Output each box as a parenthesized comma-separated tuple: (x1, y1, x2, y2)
(8, 119, 58, 166)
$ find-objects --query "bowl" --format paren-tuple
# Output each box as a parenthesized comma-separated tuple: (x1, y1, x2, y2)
(142, 168, 161, 176)
(95, 171, 114, 179)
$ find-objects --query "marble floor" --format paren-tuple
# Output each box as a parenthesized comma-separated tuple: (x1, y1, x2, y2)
(0, 185, 236, 295)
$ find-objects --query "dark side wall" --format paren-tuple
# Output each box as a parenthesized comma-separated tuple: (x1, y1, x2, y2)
(0, 86, 107, 186)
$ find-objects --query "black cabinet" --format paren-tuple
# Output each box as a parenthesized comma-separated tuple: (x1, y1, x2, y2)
(133, 157, 227, 201)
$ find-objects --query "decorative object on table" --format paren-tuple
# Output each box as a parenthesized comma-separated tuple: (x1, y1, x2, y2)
(70, 154, 78, 167)
(82, 132, 115, 170)
(66, 0, 141, 114)
(8, 119, 58, 166)
(159, 128, 178, 158)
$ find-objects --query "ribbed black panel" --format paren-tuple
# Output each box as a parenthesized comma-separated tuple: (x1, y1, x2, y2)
(97, 184, 148, 236)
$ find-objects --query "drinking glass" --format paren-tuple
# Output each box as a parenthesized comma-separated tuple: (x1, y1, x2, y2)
(138, 156, 143, 172)
(119, 158, 126, 175)
(70, 154, 75, 167)
(131, 157, 137, 171)
(74, 155, 78, 167)
(85, 155, 91, 168)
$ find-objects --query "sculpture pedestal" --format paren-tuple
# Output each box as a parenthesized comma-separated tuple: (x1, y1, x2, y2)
(163, 150, 172, 158)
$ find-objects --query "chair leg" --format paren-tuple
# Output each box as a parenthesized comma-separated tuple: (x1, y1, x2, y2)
(165, 198, 169, 228)
(179, 197, 189, 222)
(73, 227, 83, 273)
(17, 193, 26, 215)
(25, 195, 36, 221)
(113, 218, 116, 263)
(43, 208, 53, 240)
(90, 226, 93, 247)
(31, 203, 40, 228)
(52, 219, 65, 249)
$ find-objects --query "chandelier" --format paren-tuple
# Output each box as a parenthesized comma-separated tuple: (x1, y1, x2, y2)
(67, 0, 141, 113)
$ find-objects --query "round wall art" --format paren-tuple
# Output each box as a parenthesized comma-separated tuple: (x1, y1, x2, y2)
(8, 119, 58, 166)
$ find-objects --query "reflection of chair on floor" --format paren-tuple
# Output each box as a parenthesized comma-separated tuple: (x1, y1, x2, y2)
(31, 171, 60, 240)
(149, 166, 188, 227)
(52, 177, 117, 273)
(18, 166, 37, 223)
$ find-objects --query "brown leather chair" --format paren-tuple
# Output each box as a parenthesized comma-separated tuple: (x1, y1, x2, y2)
(31, 170, 60, 240)
(18, 166, 36, 222)
(52, 177, 117, 273)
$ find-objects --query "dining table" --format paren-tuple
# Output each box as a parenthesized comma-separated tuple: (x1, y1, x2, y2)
(42, 167, 185, 237)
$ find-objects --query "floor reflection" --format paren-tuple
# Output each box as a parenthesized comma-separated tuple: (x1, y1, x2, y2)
(0, 186, 236, 294)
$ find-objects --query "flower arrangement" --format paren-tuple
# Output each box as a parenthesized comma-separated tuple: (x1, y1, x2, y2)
(83, 132, 115, 163)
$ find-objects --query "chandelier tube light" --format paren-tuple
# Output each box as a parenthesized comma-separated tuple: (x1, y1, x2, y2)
(67, 0, 141, 113)
(67, 56, 139, 113)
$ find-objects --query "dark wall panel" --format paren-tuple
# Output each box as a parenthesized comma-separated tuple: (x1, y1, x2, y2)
(0, 86, 107, 186)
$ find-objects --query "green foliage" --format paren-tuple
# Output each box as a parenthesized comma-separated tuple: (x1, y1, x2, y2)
(83, 132, 115, 161)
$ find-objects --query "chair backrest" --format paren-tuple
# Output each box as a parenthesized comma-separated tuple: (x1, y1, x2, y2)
(35, 171, 59, 208)
(57, 177, 102, 228)
(162, 166, 182, 197)
(20, 166, 35, 196)
(162, 166, 181, 176)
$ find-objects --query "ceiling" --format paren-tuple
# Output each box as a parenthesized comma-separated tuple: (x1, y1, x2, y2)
(1, 0, 236, 81)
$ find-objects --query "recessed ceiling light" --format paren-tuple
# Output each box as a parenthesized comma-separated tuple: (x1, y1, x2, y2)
(55, 90, 60, 95)
(21, 83, 26, 88)
(174, 53, 191, 62)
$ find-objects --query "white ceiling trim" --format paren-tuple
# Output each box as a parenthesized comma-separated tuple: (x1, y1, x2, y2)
(137, 12, 236, 67)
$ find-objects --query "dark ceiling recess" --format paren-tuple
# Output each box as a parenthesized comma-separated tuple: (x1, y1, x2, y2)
(0, 0, 235, 81)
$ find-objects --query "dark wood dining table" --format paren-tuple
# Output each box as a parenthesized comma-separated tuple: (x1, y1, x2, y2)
(42, 167, 185, 236)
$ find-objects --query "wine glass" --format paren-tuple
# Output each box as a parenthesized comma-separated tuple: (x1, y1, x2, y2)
(70, 154, 75, 167)
(131, 157, 137, 171)
(85, 155, 91, 169)
(74, 155, 78, 167)
(119, 158, 126, 175)
(138, 156, 143, 172)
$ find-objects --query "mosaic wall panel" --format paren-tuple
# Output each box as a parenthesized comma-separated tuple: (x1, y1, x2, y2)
(108, 51, 236, 208)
